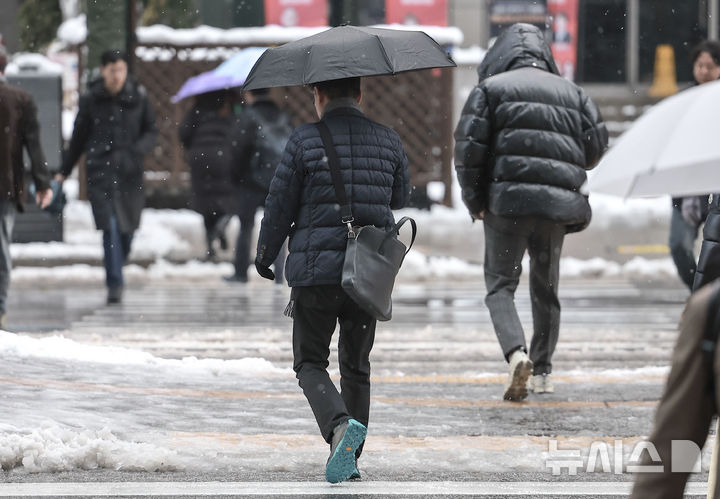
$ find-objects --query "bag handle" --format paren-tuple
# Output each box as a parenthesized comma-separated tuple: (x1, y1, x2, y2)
(316, 121, 355, 237)
(380, 216, 417, 257)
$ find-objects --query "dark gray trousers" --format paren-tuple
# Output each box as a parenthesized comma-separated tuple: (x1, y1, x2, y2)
(0, 200, 15, 315)
(292, 285, 376, 445)
(483, 213, 565, 375)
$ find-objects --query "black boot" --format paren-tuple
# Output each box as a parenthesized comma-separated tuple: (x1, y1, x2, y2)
(107, 286, 123, 305)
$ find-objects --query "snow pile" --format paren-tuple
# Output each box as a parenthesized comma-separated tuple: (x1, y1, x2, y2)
(586, 191, 670, 230)
(0, 425, 181, 473)
(8, 255, 679, 284)
(56, 14, 87, 46)
(560, 256, 676, 279)
(5, 53, 64, 75)
(10, 241, 101, 261)
(0, 331, 290, 375)
(11, 263, 105, 282)
(136, 23, 463, 47)
(131, 209, 195, 260)
(401, 249, 484, 280)
(452, 45, 486, 65)
(9, 260, 238, 284)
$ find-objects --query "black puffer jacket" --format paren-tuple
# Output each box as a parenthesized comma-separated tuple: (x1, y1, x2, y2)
(694, 194, 720, 290)
(179, 108, 240, 217)
(454, 23, 608, 232)
(256, 104, 410, 287)
(61, 77, 157, 232)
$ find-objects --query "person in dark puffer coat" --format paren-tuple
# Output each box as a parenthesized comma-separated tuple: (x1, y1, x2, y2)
(454, 23, 608, 401)
(179, 90, 237, 261)
(255, 77, 410, 483)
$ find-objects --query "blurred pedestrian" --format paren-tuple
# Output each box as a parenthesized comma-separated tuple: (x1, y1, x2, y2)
(179, 90, 236, 262)
(454, 23, 608, 401)
(254, 77, 410, 482)
(629, 280, 720, 498)
(57, 49, 157, 304)
(0, 46, 53, 328)
(669, 40, 720, 291)
(223, 88, 291, 283)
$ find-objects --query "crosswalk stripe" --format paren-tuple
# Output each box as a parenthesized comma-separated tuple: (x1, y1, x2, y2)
(0, 481, 707, 496)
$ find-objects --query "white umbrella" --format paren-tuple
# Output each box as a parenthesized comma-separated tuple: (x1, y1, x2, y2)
(590, 79, 720, 198)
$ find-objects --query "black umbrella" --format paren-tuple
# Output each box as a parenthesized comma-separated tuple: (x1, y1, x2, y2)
(242, 25, 456, 90)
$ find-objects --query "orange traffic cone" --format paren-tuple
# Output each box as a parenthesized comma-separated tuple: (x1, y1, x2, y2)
(648, 44, 679, 97)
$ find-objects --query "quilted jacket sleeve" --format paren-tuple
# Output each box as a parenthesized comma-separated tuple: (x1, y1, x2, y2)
(390, 140, 411, 210)
(579, 89, 609, 170)
(453, 85, 492, 215)
(255, 132, 304, 267)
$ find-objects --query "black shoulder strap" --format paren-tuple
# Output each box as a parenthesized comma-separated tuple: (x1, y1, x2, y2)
(316, 121, 353, 224)
(701, 282, 720, 411)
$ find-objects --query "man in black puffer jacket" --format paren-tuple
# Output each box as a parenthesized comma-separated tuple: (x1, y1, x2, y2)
(454, 24, 608, 401)
(255, 77, 410, 482)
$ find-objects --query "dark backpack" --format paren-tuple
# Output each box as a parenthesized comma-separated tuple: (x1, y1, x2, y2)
(247, 108, 293, 193)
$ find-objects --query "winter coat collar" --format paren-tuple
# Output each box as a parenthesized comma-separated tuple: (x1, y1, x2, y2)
(477, 23, 559, 82)
(321, 97, 363, 118)
(88, 76, 143, 106)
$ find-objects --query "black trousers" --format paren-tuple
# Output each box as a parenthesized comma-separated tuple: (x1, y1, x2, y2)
(483, 212, 565, 374)
(292, 285, 376, 445)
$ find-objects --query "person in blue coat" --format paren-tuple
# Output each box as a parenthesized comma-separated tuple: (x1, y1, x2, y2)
(254, 77, 410, 483)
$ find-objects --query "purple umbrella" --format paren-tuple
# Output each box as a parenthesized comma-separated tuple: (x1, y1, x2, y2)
(171, 47, 267, 103)
(170, 71, 237, 103)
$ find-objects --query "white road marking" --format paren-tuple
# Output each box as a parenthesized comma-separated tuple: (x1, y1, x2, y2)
(0, 481, 707, 496)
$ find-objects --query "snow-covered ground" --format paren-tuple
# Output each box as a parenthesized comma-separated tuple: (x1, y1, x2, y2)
(10, 178, 680, 285)
(0, 330, 695, 475)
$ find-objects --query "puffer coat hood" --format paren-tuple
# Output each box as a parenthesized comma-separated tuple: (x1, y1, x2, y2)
(477, 23, 559, 82)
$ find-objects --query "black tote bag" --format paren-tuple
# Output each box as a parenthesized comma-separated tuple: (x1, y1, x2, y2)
(316, 121, 416, 321)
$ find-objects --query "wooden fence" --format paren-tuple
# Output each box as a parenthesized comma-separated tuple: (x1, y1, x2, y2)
(133, 43, 455, 207)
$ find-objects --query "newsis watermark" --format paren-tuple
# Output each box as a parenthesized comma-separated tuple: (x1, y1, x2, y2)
(545, 439, 704, 475)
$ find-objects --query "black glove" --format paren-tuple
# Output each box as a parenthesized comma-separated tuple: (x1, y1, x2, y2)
(255, 260, 275, 280)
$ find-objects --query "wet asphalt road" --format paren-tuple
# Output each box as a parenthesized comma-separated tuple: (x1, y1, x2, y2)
(0, 276, 708, 497)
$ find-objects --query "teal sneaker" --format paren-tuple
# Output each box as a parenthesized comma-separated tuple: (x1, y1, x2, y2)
(325, 419, 367, 483)
(349, 463, 361, 480)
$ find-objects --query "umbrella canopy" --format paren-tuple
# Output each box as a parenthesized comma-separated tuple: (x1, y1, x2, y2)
(242, 25, 456, 90)
(171, 46, 267, 103)
(214, 46, 266, 78)
(171, 71, 235, 103)
(590, 79, 720, 198)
